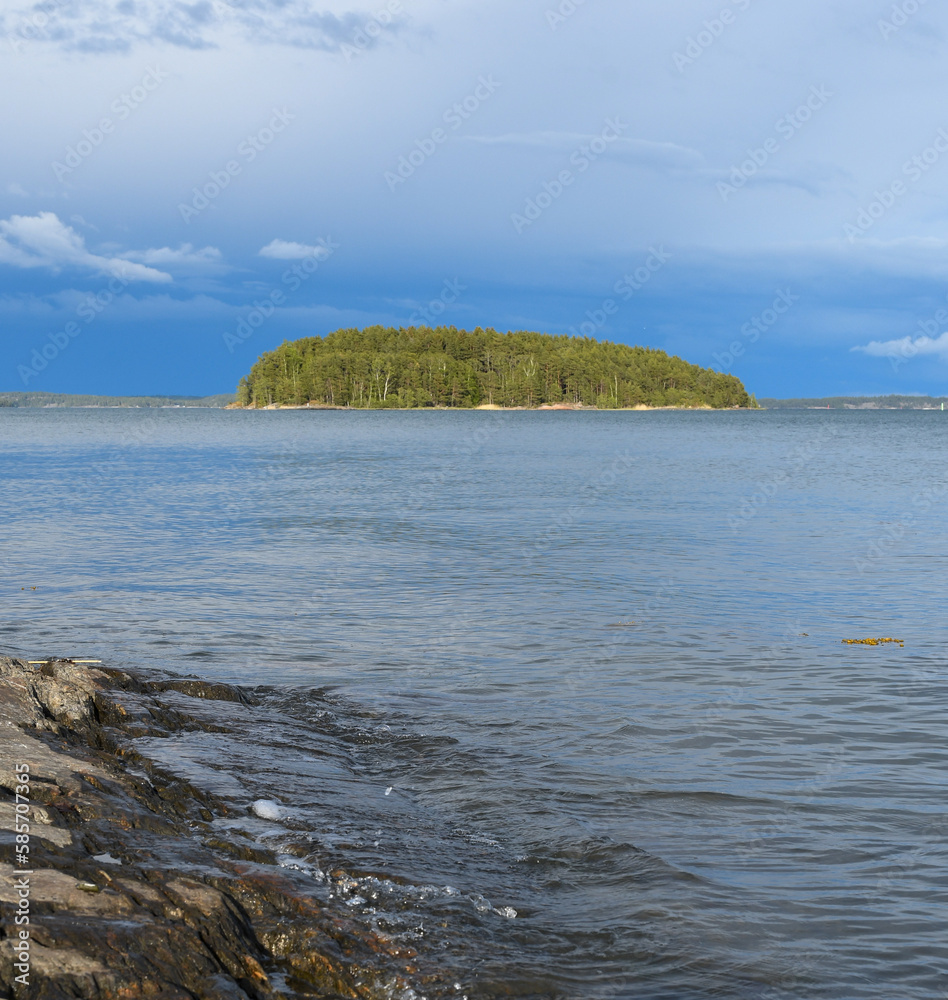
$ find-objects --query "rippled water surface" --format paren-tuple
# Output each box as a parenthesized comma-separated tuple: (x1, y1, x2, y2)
(2, 407, 946, 999)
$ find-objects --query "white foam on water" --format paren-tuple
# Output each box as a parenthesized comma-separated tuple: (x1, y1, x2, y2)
(251, 798, 284, 820)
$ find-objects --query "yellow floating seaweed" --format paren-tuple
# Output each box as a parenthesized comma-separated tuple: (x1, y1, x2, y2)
(841, 637, 904, 647)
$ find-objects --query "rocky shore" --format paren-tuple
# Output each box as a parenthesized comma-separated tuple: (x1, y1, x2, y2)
(0, 658, 439, 999)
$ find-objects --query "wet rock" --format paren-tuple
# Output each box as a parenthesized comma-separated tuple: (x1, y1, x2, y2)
(0, 657, 435, 999)
(147, 678, 260, 706)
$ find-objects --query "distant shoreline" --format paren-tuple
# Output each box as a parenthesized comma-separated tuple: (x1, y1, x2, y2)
(759, 394, 948, 410)
(0, 392, 234, 409)
(4, 392, 946, 410)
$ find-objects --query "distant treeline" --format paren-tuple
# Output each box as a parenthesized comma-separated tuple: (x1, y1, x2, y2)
(0, 392, 235, 408)
(238, 326, 756, 409)
(761, 395, 948, 409)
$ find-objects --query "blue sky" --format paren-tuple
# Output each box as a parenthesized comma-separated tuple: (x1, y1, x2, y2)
(2, 0, 948, 398)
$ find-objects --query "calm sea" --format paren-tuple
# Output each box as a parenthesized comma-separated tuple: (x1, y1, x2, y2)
(2, 407, 946, 999)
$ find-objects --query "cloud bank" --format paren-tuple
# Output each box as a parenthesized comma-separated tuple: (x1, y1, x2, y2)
(119, 243, 227, 275)
(0, 212, 171, 282)
(853, 332, 948, 360)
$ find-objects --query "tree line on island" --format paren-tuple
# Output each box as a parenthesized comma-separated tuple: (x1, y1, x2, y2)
(237, 326, 757, 409)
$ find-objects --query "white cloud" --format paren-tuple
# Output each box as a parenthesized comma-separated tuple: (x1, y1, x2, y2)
(0, 0, 407, 53)
(258, 238, 330, 260)
(852, 332, 948, 359)
(6, 182, 28, 197)
(119, 243, 227, 274)
(701, 162, 848, 197)
(0, 212, 171, 283)
(463, 132, 847, 197)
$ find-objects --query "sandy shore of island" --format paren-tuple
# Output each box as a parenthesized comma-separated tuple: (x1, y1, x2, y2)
(227, 402, 740, 412)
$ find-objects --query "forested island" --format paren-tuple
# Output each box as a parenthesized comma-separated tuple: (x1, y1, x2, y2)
(237, 326, 756, 409)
